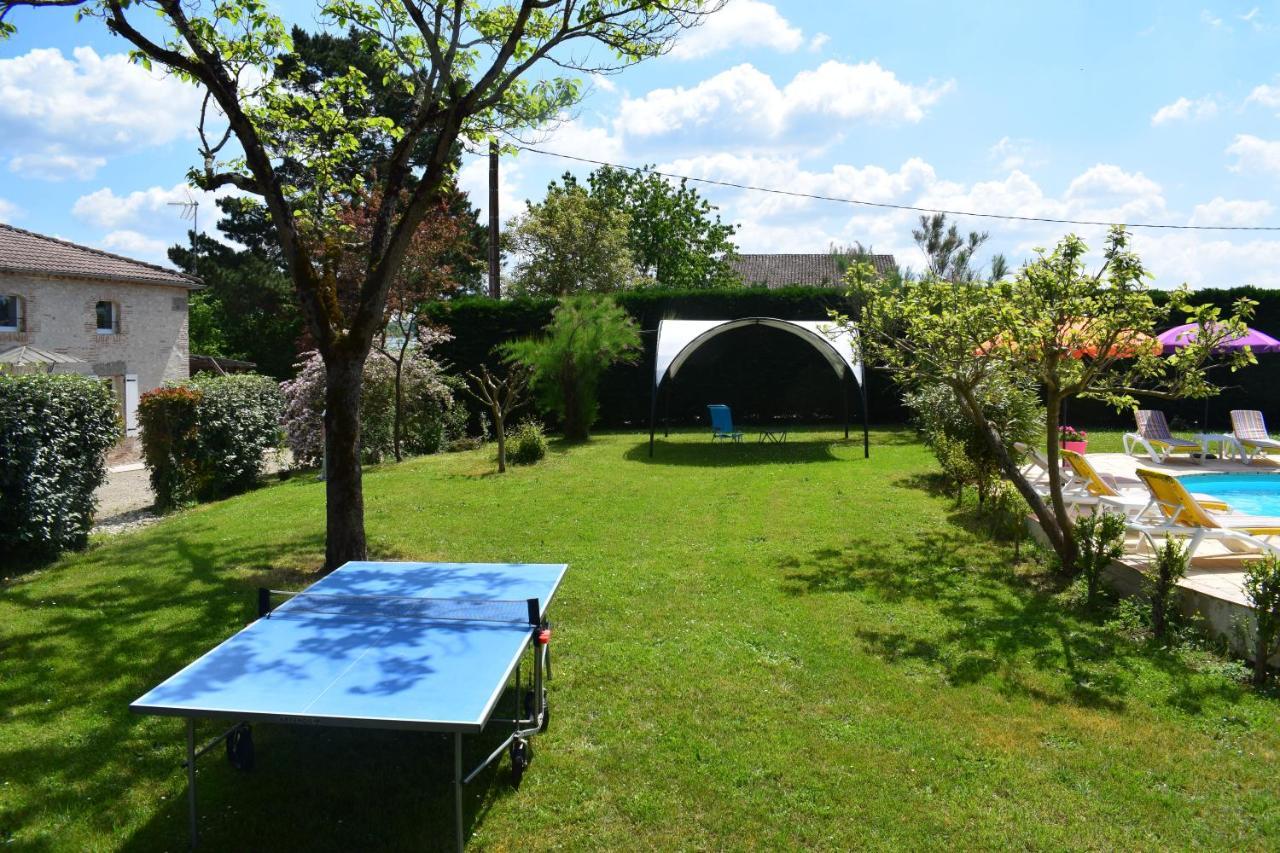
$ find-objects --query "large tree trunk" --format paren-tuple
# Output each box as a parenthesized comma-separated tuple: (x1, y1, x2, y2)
(953, 383, 1072, 565)
(323, 354, 367, 571)
(1042, 391, 1079, 574)
(392, 355, 405, 463)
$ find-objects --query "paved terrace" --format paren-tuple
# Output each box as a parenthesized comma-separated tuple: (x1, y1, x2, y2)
(1037, 450, 1280, 657)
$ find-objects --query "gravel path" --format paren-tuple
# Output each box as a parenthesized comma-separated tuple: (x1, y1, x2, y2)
(93, 466, 160, 534)
(92, 451, 291, 535)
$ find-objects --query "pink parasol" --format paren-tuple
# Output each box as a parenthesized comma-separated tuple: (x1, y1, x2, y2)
(1157, 323, 1280, 355)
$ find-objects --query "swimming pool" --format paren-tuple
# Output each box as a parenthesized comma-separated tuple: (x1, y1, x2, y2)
(1178, 473, 1280, 516)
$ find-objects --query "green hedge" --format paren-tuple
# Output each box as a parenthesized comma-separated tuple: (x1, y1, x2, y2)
(0, 372, 119, 560)
(139, 374, 283, 510)
(425, 285, 1280, 431)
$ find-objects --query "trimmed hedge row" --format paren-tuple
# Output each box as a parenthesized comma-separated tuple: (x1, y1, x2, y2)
(424, 285, 1280, 430)
(0, 372, 119, 560)
(138, 373, 283, 511)
(422, 287, 888, 429)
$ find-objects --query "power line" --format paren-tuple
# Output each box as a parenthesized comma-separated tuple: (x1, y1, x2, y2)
(514, 145, 1280, 233)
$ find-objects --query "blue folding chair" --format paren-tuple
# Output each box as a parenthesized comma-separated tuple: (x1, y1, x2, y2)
(707, 404, 744, 443)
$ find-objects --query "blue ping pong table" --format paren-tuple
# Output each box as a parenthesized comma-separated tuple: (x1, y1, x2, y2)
(130, 561, 567, 851)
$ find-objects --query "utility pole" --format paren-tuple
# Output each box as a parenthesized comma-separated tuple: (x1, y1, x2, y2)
(488, 140, 500, 298)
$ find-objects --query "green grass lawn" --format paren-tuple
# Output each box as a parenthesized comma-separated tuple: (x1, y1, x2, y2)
(3, 428, 1278, 850)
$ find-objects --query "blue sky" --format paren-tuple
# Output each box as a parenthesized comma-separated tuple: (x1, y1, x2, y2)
(1, 1, 1278, 286)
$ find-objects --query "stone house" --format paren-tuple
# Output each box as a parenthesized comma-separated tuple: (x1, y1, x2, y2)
(0, 223, 200, 436)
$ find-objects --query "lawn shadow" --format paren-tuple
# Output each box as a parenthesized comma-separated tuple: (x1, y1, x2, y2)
(625, 438, 851, 467)
(119, 687, 532, 851)
(2, 518, 545, 850)
(777, 522, 1249, 715)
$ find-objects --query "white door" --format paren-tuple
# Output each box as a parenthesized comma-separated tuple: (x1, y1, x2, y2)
(124, 374, 139, 436)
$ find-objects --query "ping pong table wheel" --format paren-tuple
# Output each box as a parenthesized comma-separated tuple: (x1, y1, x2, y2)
(226, 725, 254, 771)
(510, 739, 529, 787)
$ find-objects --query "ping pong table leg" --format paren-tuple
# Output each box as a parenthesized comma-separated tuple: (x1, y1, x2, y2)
(453, 732, 464, 853)
(186, 718, 198, 848)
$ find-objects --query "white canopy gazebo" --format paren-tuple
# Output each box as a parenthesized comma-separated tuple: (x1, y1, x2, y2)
(648, 317, 867, 457)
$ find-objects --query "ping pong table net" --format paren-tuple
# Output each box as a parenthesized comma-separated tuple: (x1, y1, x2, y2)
(263, 590, 542, 626)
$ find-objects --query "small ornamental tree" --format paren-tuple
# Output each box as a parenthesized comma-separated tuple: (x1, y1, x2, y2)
(1075, 510, 1126, 607)
(1243, 555, 1280, 686)
(1150, 537, 1188, 641)
(842, 227, 1255, 573)
(464, 364, 530, 473)
(503, 296, 641, 442)
(281, 349, 461, 466)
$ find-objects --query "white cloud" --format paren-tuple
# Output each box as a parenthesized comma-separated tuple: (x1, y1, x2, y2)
(9, 148, 106, 181)
(1150, 95, 1218, 125)
(1201, 9, 1229, 30)
(616, 61, 952, 140)
(0, 47, 203, 164)
(72, 183, 231, 234)
(1246, 81, 1280, 112)
(1063, 164, 1166, 222)
(1226, 134, 1280, 177)
(808, 33, 830, 52)
(1132, 232, 1280, 287)
(0, 197, 21, 222)
(1239, 6, 1267, 30)
(988, 137, 1042, 171)
(99, 230, 170, 263)
(669, 0, 805, 60)
(589, 73, 618, 94)
(1188, 196, 1274, 226)
(534, 115, 625, 163)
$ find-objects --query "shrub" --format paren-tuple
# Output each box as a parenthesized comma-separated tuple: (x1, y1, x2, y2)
(187, 373, 283, 498)
(904, 373, 1043, 504)
(508, 420, 549, 466)
(137, 385, 203, 510)
(280, 350, 464, 466)
(1150, 538, 1188, 640)
(139, 374, 283, 510)
(1075, 511, 1126, 606)
(502, 295, 641, 442)
(1243, 554, 1280, 686)
(0, 372, 119, 559)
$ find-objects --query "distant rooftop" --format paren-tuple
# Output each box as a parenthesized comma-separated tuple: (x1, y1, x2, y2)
(0, 223, 201, 288)
(729, 253, 897, 289)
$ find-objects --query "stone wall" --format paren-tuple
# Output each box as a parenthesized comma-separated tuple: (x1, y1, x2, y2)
(0, 273, 190, 431)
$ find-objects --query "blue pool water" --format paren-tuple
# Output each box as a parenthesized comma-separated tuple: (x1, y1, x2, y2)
(1178, 473, 1280, 516)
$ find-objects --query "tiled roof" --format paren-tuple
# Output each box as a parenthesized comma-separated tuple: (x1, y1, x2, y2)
(0, 223, 201, 288)
(728, 253, 897, 289)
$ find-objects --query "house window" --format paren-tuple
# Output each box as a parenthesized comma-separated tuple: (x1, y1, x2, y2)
(0, 294, 22, 332)
(96, 301, 119, 334)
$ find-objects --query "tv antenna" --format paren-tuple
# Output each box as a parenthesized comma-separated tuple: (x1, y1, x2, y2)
(168, 192, 200, 252)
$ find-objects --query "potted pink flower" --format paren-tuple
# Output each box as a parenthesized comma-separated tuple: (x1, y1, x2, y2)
(1059, 425, 1088, 454)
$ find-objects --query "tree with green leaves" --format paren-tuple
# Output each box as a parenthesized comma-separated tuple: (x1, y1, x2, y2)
(3, 0, 724, 569)
(1243, 554, 1280, 686)
(581, 165, 738, 288)
(505, 182, 638, 295)
(842, 227, 1255, 572)
(912, 213, 993, 282)
(503, 296, 640, 442)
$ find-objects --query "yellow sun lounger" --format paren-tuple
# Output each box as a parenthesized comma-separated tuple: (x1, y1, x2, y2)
(1129, 468, 1280, 560)
(1058, 449, 1230, 518)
